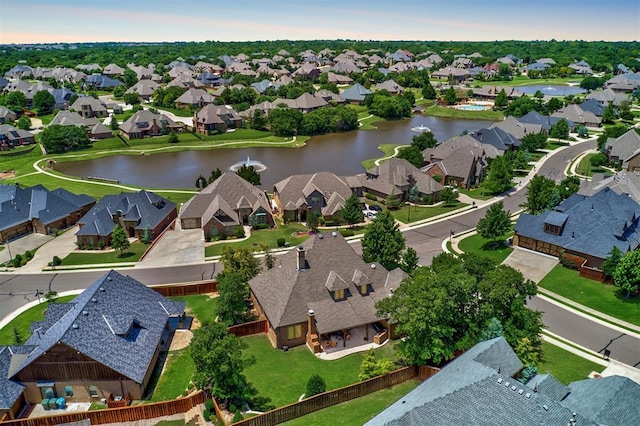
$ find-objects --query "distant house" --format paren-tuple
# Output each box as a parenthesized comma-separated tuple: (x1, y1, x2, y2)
(568, 60, 593, 75)
(180, 172, 273, 238)
(514, 188, 640, 268)
(0, 106, 17, 124)
(489, 116, 543, 139)
(0, 184, 95, 243)
(472, 85, 524, 100)
(604, 72, 640, 92)
(341, 83, 372, 104)
(359, 158, 442, 201)
(271, 93, 328, 113)
(292, 63, 320, 79)
(49, 111, 112, 139)
(0, 124, 36, 150)
(166, 74, 204, 89)
(366, 336, 640, 426)
(585, 88, 629, 107)
(102, 63, 125, 76)
(76, 190, 177, 247)
(376, 79, 404, 95)
(472, 127, 521, 155)
(249, 232, 405, 350)
(124, 80, 159, 101)
(193, 104, 243, 134)
(85, 74, 123, 89)
(119, 110, 184, 139)
(430, 66, 470, 83)
(326, 72, 354, 85)
(579, 98, 605, 118)
(604, 129, 640, 169)
(174, 88, 216, 109)
(518, 111, 574, 133)
(2, 270, 186, 412)
(273, 172, 353, 222)
(552, 104, 601, 128)
(70, 97, 108, 118)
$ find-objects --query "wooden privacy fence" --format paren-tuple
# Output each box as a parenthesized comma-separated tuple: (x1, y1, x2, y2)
(0, 391, 205, 426)
(232, 365, 438, 426)
(151, 281, 217, 296)
(227, 319, 268, 337)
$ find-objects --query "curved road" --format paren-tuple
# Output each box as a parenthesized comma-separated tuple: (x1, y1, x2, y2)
(3, 138, 639, 366)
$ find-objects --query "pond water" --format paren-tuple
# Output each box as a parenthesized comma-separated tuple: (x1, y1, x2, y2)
(516, 85, 586, 96)
(55, 116, 494, 190)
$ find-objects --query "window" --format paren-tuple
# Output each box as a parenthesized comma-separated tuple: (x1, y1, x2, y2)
(311, 196, 321, 204)
(359, 284, 368, 295)
(287, 324, 302, 340)
(543, 223, 560, 235)
(89, 386, 99, 397)
(334, 289, 345, 300)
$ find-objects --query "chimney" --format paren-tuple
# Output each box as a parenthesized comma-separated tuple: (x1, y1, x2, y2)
(296, 245, 306, 271)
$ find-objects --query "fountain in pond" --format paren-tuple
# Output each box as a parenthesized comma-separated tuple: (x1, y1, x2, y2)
(229, 156, 267, 172)
(411, 124, 431, 132)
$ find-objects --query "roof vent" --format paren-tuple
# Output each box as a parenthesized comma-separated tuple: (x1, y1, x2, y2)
(543, 404, 549, 411)
(100, 287, 105, 292)
(511, 385, 517, 391)
(308, 309, 315, 316)
(92, 298, 97, 303)
(107, 276, 112, 281)
(518, 389, 524, 395)
(331, 231, 337, 237)
(370, 264, 376, 269)
(318, 233, 323, 239)
(82, 310, 89, 315)
(497, 378, 503, 384)
(525, 392, 531, 398)
(504, 381, 510, 387)
(72, 324, 79, 329)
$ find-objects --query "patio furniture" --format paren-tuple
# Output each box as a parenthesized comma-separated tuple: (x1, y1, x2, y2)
(56, 397, 66, 409)
(41, 399, 50, 411)
(48, 398, 58, 409)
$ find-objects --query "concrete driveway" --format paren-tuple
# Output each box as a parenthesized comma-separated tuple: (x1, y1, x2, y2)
(137, 229, 204, 268)
(19, 226, 80, 273)
(1, 233, 53, 266)
(502, 247, 559, 283)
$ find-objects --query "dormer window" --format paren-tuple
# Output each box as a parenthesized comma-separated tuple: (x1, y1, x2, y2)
(334, 289, 345, 300)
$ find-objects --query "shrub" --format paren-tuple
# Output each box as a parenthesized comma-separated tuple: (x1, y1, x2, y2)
(365, 193, 378, 201)
(253, 223, 269, 230)
(517, 365, 538, 384)
(24, 250, 33, 260)
(52, 256, 62, 266)
(305, 374, 326, 398)
(340, 229, 355, 237)
(234, 225, 245, 238)
(559, 253, 580, 270)
(277, 237, 286, 247)
(422, 195, 434, 205)
(432, 174, 443, 183)
(232, 410, 243, 422)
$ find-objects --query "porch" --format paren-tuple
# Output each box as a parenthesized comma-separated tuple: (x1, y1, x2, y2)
(313, 324, 390, 360)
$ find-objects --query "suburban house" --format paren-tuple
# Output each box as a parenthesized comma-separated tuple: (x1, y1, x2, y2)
(0, 270, 186, 418)
(326, 72, 354, 85)
(579, 98, 605, 118)
(472, 127, 521, 155)
(0, 124, 36, 150)
(102, 64, 125, 76)
(430, 66, 471, 83)
(119, 110, 184, 139)
(271, 93, 328, 113)
(359, 158, 442, 202)
(472, 85, 524, 100)
(193, 104, 243, 134)
(124, 80, 159, 101)
(49, 111, 112, 139)
(249, 232, 405, 351)
(76, 190, 177, 247)
(0, 184, 95, 243)
(518, 110, 574, 133)
(85, 74, 123, 90)
(179, 172, 274, 238)
(341, 83, 372, 104)
(421, 135, 495, 187)
(174, 88, 216, 109)
(552, 105, 601, 128)
(292, 63, 320, 79)
(604, 129, 640, 169)
(489, 116, 543, 139)
(273, 172, 353, 222)
(0, 106, 17, 124)
(376, 79, 404, 95)
(514, 187, 640, 268)
(366, 336, 640, 426)
(70, 97, 108, 118)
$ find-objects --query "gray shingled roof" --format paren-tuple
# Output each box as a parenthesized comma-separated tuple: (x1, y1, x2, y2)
(274, 172, 352, 213)
(341, 83, 372, 102)
(515, 187, 640, 260)
(489, 116, 543, 139)
(472, 127, 521, 153)
(605, 129, 640, 162)
(76, 190, 175, 238)
(249, 233, 404, 333)
(0, 346, 26, 410)
(364, 158, 442, 197)
(12, 270, 184, 384)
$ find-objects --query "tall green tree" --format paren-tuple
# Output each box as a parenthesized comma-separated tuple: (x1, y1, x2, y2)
(439, 186, 458, 206)
(123, 92, 140, 105)
(549, 119, 570, 139)
(476, 201, 511, 245)
(601, 246, 623, 280)
(208, 168, 222, 184)
(2, 92, 27, 112)
(521, 175, 557, 214)
(16, 115, 31, 130)
(494, 89, 508, 109)
(342, 194, 364, 227)
(602, 103, 617, 123)
(411, 131, 438, 150)
(268, 107, 303, 136)
(396, 145, 423, 167)
(306, 211, 319, 233)
(444, 87, 458, 105)
(520, 133, 548, 152)
(190, 322, 256, 406)
(236, 165, 261, 185)
(362, 210, 405, 270)
(613, 249, 640, 298)
(220, 247, 261, 281)
(216, 271, 250, 326)
(401, 247, 419, 273)
(41, 125, 91, 153)
(110, 224, 130, 257)
(32, 90, 56, 114)
(483, 156, 513, 194)
(421, 82, 436, 100)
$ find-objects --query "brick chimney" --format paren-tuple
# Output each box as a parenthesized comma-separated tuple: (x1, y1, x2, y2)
(296, 245, 306, 271)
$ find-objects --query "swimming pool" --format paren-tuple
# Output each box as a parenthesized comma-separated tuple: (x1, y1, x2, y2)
(456, 104, 488, 111)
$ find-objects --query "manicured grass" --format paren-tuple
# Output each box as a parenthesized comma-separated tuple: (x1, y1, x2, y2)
(538, 265, 640, 326)
(538, 341, 603, 385)
(575, 153, 607, 177)
(205, 219, 310, 257)
(546, 141, 570, 150)
(471, 76, 581, 88)
(282, 380, 420, 425)
(36, 113, 55, 125)
(457, 231, 514, 263)
(169, 295, 219, 326)
(0, 296, 77, 345)
(529, 151, 546, 162)
(423, 105, 504, 121)
(242, 334, 400, 408)
(390, 202, 468, 224)
(155, 106, 197, 117)
(457, 187, 494, 201)
(359, 114, 385, 131)
(361, 144, 400, 170)
(149, 348, 195, 402)
(61, 242, 148, 266)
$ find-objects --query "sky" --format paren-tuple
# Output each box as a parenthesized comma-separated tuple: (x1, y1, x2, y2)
(1, 0, 638, 44)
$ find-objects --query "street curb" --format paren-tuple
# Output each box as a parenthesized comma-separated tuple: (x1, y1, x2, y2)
(541, 331, 609, 367)
(0, 290, 83, 331)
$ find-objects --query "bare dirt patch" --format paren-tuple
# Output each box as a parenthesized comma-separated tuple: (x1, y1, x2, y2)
(0, 170, 16, 179)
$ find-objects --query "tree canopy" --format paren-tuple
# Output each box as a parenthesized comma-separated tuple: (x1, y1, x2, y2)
(110, 224, 130, 256)
(41, 124, 91, 153)
(361, 210, 405, 270)
(342, 194, 364, 226)
(483, 156, 513, 194)
(613, 249, 640, 299)
(236, 165, 261, 186)
(476, 201, 511, 244)
(32, 90, 56, 114)
(216, 271, 251, 326)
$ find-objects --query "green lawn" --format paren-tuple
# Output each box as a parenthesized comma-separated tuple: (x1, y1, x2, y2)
(359, 114, 385, 131)
(169, 295, 219, 326)
(457, 231, 514, 263)
(0, 295, 77, 345)
(538, 265, 640, 326)
(205, 219, 310, 257)
(242, 334, 400, 408)
(149, 348, 195, 402)
(282, 380, 420, 426)
(155, 106, 197, 117)
(546, 141, 570, 150)
(390, 202, 468, 224)
(457, 188, 494, 201)
(471, 76, 582, 88)
(361, 144, 400, 170)
(423, 105, 504, 121)
(575, 153, 607, 177)
(61, 242, 148, 266)
(538, 341, 603, 385)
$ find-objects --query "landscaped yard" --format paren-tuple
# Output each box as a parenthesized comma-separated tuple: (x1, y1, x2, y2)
(204, 219, 310, 257)
(457, 187, 494, 201)
(169, 294, 219, 327)
(149, 347, 195, 402)
(61, 242, 148, 266)
(390, 202, 468, 224)
(546, 140, 570, 150)
(538, 265, 640, 327)
(457, 231, 514, 263)
(361, 144, 400, 170)
(0, 295, 76, 345)
(538, 341, 603, 385)
(575, 153, 608, 177)
(282, 380, 420, 425)
(242, 334, 400, 408)
(423, 105, 504, 121)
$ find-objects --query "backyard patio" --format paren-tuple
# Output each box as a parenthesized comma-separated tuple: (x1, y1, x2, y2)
(317, 324, 390, 360)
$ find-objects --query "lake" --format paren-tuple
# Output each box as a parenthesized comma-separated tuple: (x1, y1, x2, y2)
(516, 85, 586, 96)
